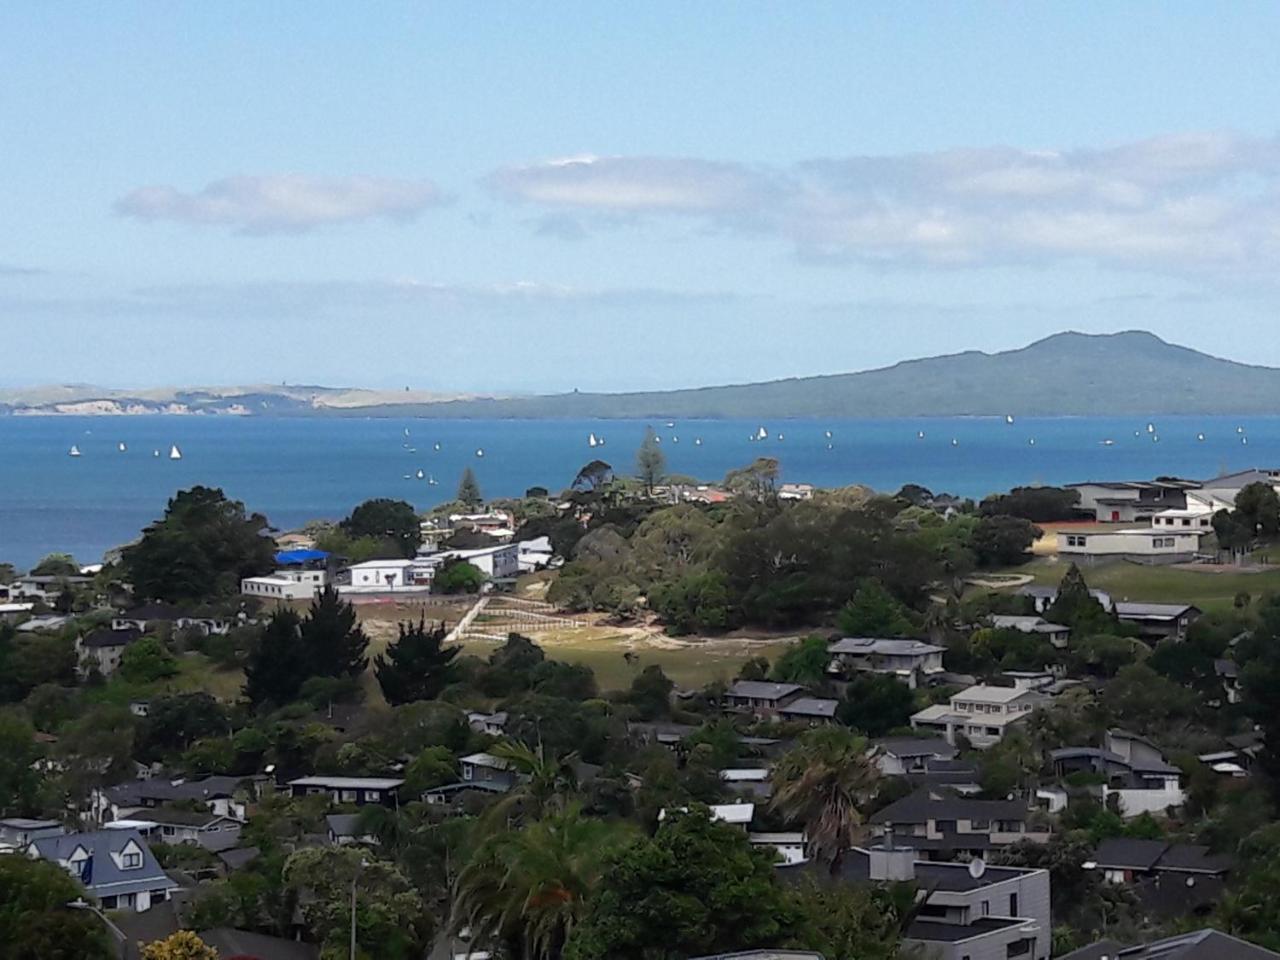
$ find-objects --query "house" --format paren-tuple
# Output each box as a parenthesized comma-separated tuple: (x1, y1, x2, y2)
(446, 543, 520, 579)
(96, 775, 255, 824)
(75, 626, 143, 678)
(778, 482, 815, 501)
(340, 559, 427, 593)
(9, 573, 94, 602)
(1200, 468, 1280, 505)
(1051, 729, 1185, 817)
(326, 813, 376, 846)
(0, 601, 36, 622)
(659, 803, 755, 828)
(777, 696, 839, 725)
(1216, 659, 1242, 704)
(0, 817, 64, 852)
(1114, 602, 1201, 641)
(1018, 584, 1113, 614)
(109, 809, 243, 851)
(869, 737, 958, 776)
(241, 568, 328, 601)
(1067, 479, 1200, 523)
(517, 536, 555, 573)
(286, 775, 404, 806)
(780, 841, 1052, 960)
(989, 615, 1071, 649)
(1198, 730, 1262, 778)
(723, 681, 805, 720)
(27, 828, 178, 912)
(747, 831, 807, 865)
(1058, 528, 1204, 564)
(910, 684, 1046, 748)
(467, 710, 509, 737)
(721, 768, 773, 800)
(459, 752, 518, 791)
(868, 787, 1049, 859)
(1063, 929, 1279, 960)
(826, 637, 945, 689)
(112, 604, 232, 636)
(1088, 838, 1233, 918)
(422, 781, 510, 808)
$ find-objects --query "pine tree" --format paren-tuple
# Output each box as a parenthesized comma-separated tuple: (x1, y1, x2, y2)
(300, 586, 369, 678)
(243, 609, 309, 709)
(374, 618, 460, 705)
(457, 467, 483, 509)
(635, 426, 666, 494)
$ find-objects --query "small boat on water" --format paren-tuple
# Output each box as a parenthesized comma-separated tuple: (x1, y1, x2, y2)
(671, 436, 679, 443)
(756, 426, 768, 441)
(917, 431, 925, 440)
(1147, 423, 1155, 433)
(1028, 438, 1035, 445)
(1101, 439, 1115, 446)
(825, 430, 832, 439)
(416, 469, 425, 480)
(428, 475, 439, 486)
(1006, 414, 1015, 424)
(588, 432, 598, 448)
(118, 442, 127, 452)
(69, 445, 81, 458)
(694, 438, 702, 446)
(433, 442, 441, 451)
(1237, 426, 1245, 434)
(153, 449, 161, 458)
(169, 445, 183, 460)
(777, 433, 784, 441)
(1197, 433, 1206, 441)
(475, 448, 484, 458)
(950, 438, 959, 446)
(665, 421, 675, 428)
(1243, 436, 1249, 445)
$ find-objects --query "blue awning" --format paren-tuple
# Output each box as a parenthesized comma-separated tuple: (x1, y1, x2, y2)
(275, 549, 329, 565)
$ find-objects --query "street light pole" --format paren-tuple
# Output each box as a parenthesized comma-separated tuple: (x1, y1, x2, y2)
(67, 898, 128, 955)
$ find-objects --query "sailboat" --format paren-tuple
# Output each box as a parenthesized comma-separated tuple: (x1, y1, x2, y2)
(665, 421, 675, 428)
(1101, 439, 1115, 446)
(428, 474, 439, 486)
(694, 438, 702, 446)
(588, 432, 598, 448)
(1237, 426, 1245, 434)
(1028, 438, 1036, 445)
(824, 430, 832, 439)
(756, 426, 768, 441)
(1243, 436, 1249, 445)
(169, 445, 183, 460)
(153, 449, 161, 458)
(69, 445, 81, 458)
(404, 428, 411, 437)
(118, 442, 127, 453)
(475, 448, 484, 458)
(1146, 423, 1155, 433)
(950, 438, 959, 446)
(917, 431, 925, 440)
(671, 436, 679, 443)
(597, 437, 606, 446)
(777, 433, 784, 441)
(1006, 414, 1015, 424)
(416, 469, 425, 480)
(1197, 433, 1206, 442)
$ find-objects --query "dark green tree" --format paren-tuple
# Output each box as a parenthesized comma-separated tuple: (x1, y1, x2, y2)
(626, 664, 675, 720)
(340, 498, 422, 559)
(771, 635, 830, 684)
(122, 486, 275, 602)
(836, 580, 915, 636)
(1241, 596, 1280, 796)
(1046, 563, 1114, 634)
(979, 486, 1081, 522)
(118, 636, 179, 683)
(432, 559, 484, 594)
(1235, 482, 1280, 539)
(29, 553, 80, 577)
(635, 427, 666, 495)
(243, 609, 310, 710)
(0, 856, 113, 960)
(970, 514, 1042, 566)
(0, 711, 45, 815)
(374, 619, 460, 706)
(456, 468, 483, 510)
(300, 586, 369, 678)
(562, 809, 794, 960)
(836, 674, 916, 736)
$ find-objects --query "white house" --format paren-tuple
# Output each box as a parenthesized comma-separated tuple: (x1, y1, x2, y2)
(989, 615, 1071, 649)
(445, 544, 520, 579)
(1058, 528, 1204, 564)
(340, 559, 428, 593)
(826, 637, 945, 689)
(517, 536, 555, 573)
(241, 567, 328, 601)
(911, 684, 1046, 748)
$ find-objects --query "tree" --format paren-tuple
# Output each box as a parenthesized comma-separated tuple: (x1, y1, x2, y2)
(1240, 596, 1280, 795)
(723, 457, 780, 498)
(0, 855, 113, 960)
(572, 459, 614, 493)
(648, 571, 733, 635)
(1236, 482, 1280, 539)
(970, 514, 1041, 566)
(118, 636, 179, 684)
(243, 609, 310, 710)
(402, 746, 457, 794)
(1046, 564, 1114, 634)
(140, 931, 219, 960)
(283, 846, 428, 959)
(771, 635, 830, 684)
(627, 664, 674, 720)
(341, 498, 422, 559)
(457, 468, 483, 510)
(1215, 508, 1255, 556)
(454, 805, 634, 960)
(836, 580, 914, 637)
(770, 727, 879, 873)
(30, 553, 80, 577)
(300, 586, 369, 678)
(979, 486, 1081, 522)
(835, 674, 915, 736)
(374, 618, 460, 706)
(635, 426, 666, 494)
(786, 880, 909, 960)
(137, 694, 229, 761)
(432, 558, 484, 594)
(562, 809, 794, 960)
(122, 486, 275, 602)
(0, 711, 45, 815)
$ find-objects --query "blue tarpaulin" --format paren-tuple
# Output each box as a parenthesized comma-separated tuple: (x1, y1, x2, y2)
(275, 549, 329, 565)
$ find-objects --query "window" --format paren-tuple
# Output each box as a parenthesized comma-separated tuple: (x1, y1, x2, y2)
(981, 899, 990, 916)
(122, 851, 142, 869)
(1007, 937, 1034, 958)
(1182, 518, 1191, 526)
(971, 819, 990, 831)
(1009, 892, 1019, 915)
(340, 790, 358, 803)
(463, 765, 474, 781)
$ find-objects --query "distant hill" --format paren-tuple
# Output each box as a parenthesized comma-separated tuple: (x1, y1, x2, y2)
(338, 331, 1280, 419)
(7, 331, 1280, 418)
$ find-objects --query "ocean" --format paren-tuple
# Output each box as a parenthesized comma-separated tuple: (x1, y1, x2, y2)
(0, 414, 1269, 569)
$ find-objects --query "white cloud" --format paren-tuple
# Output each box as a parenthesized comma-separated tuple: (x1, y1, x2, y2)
(487, 133, 1280, 273)
(115, 174, 444, 234)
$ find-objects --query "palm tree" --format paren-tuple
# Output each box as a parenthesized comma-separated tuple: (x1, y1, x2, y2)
(770, 726, 879, 874)
(483, 740, 580, 826)
(452, 804, 633, 960)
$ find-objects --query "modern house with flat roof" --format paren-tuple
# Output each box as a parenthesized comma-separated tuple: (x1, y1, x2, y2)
(1058, 528, 1204, 564)
(287, 775, 404, 806)
(869, 787, 1049, 859)
(1114, 602, 1201, 640)
(1051, 729, 1185, 818)
(75, 626, 143, 678)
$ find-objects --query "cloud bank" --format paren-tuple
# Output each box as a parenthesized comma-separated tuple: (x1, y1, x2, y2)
(115, 174, 444, 234)
(488, 133, 1280, 273)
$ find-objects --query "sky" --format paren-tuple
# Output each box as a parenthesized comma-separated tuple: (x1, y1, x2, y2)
(4, 3, 1280, 393)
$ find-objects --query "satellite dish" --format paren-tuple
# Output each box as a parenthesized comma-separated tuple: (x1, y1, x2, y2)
(968, 858, 987, 880)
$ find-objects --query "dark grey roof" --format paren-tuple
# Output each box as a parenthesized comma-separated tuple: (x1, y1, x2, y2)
(907, 917, 1026, 943)
(80, 627, 143, 648)
(1216, 659, 1240, 680)
(107, 775, 248, 806)
(779, 697, 839, 718)
(1112, 929, 1280, 959)
(29, 829, 175, 897)
(872, 737, 957, 760)
(1154, 844, 1234, 874)
(199, 928, 321, 960)
(779, 847, 1035, 893)
(869, 787, 1029, 825)
(216, 846, 260, 871)
(119, 603, 186, 620)
(326, 814, 362, 836)
(1115, 602, 1200, 620)
(1058, 940, 1127, 960)
(1093, 839, 1233, 875)
(726, 680, 803, 702)
(140, 806, 228, 827)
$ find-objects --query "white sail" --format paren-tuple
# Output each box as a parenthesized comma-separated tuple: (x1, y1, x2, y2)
(588, 433, 598, 447)
(475, 448, 484, 458)
(416, 469, 425, 480)
(434, 442, 441, 451)
(1006, 414, 1014, 424)
(69, 445, 81, 457)
(169, 445, 182, 460)
(756, 426, 768, 440)
(118, 442, 127, 452)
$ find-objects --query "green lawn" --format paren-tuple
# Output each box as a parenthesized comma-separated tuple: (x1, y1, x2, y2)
(996, 557, 1280, 612)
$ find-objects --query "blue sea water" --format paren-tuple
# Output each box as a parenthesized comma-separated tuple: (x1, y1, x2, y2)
(0, 414, 1271, 568)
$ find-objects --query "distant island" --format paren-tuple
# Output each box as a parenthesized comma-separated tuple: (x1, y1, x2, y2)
(8, 330, 1280, 418)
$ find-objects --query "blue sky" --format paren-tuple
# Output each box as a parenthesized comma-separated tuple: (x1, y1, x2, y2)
(4, 2, 1280, 392)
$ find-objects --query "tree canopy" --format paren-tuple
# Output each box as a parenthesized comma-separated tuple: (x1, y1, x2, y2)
(340, 498, 422, 559)
(635, 427, 666, 494)
(375, 619, 461, 706)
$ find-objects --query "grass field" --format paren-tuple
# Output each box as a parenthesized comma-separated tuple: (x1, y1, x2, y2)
(996, 556, 1280, 612)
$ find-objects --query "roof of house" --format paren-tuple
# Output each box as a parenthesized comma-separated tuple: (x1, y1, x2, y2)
(199, 928, 321, 960)
(1108, 929, 1280, 959)
(80, 626, 144, 649)
(780, 846, 1038, 893)
(29, 829, 176, 896)
(1057, 939, 1128, 960)
(216, 846, 260, 871)
(326, 814, 363, 836)
(118, 603, 187, 621)
(990, 615, 1069, 634)
(107, 775, 249, 806)
(779, 697, 839, 718)
(132, 806, 229, 828)
(726, 681, 804, 702)
(906, 917, 1029, 943)
(1216, 659, 1240, 680)
(828, 637, 944, 656)
(869, 787, 1029, 825)
(288, 775, 405, 790)
(1093, 838, 1233, 875)
(460, 752, 510, 771)
(1114, 602, 1200, 620)
(952, 683, 1038, 704)
(871, 737, 958, 760)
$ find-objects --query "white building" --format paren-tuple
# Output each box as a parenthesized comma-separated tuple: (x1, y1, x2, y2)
(1058, 528, 1204, 564)
(241, 567, 328, 601)
(517, 536, 555, 573)
(989, 615, 1071, 649)
(340, 559, 429, 593)
(911, 684, 1046, 748)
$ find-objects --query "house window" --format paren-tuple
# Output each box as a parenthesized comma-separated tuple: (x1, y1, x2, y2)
(1009, 892, 1019, 915)
(1007, 937, 1034, 958)
(1182, 518, 1191, 526)
(981, 899, 990, 916)
(122, 851, 142, 869)
(463, 765, 474, 781)
(340, 790, 358, 803)
(971, 819, 990, 831)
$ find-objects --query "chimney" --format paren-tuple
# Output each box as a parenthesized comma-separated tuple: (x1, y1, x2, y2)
(868, 823, 916, 882)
